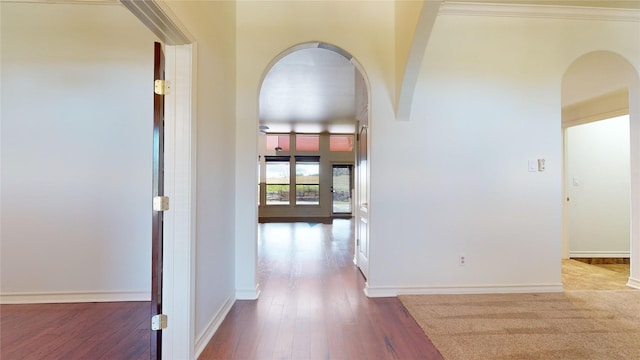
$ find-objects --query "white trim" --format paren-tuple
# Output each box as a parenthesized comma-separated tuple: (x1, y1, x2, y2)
(628, 277, 640, 289)
(563, 108, 629, 129)
(569, 251, 630, 258)
(121, 0, 193, 45)
(236, 284, 261, 300)
(162, 43, 196, 360)
(440, 2, 640, 22)
(364, 283, 564, 298)
(0, 290, 149, 304)
(562, 88, 629, 128)
(194, 296, 235, 359)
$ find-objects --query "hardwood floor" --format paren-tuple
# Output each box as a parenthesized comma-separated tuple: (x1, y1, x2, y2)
(2, 223, 634, 360)
(562, 259, 632, 290)
(0, 301, 150, 360)
(198, 220, 443, 360)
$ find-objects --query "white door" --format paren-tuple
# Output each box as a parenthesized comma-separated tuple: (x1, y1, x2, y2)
(356, 124, 369, 278)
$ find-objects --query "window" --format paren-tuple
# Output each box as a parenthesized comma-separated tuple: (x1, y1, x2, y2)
(295, 156, 320, 205)
(265, 156, 290, 205)
(266, 134, 290, 152)
(296, 134, 319, 152)
(330, 135, 354, 152)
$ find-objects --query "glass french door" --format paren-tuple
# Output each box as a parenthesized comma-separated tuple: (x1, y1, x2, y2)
(332, 164, 353, 215)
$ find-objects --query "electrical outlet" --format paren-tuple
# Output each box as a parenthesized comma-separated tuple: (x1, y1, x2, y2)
(459, 254, 466, 266)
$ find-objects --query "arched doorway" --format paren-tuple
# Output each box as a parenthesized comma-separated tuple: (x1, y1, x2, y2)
(561, 50, 640, 289)
(257, 42, 372, 279)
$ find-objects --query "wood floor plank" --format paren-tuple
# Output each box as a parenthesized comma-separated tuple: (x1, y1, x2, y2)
(198, 220, 443, 360)
(0, 301, 150, 360)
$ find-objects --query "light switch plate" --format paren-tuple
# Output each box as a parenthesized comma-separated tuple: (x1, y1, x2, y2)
(528, 160, 537, 172)
(537, 158, 545, 171)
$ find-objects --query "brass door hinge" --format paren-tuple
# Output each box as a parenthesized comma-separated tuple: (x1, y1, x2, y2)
(151, 314, 168, 330)
(153, 196, 170, 211)
(154, 79, 170, 95)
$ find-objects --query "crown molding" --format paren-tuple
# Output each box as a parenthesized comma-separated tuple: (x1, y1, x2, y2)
(440, 1, 640, 22)
(121, 0, 193, 45)
(0, 0, 120, 5)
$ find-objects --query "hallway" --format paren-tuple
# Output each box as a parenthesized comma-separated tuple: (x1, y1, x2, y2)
(198, 220, 442, 359)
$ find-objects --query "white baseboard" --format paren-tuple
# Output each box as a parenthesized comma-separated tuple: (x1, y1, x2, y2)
(364, 283, 564, 298)
(0, 290, 150, 304)
(235, 284, 260, 300)
(194, 295, 235, 359)
(628, 277, 640, 289)
(569, 251, 630, 258)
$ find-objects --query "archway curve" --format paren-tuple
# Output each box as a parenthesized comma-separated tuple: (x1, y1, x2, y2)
(562, 50, 639, 126)
(255, 41, 373, 280)
(258, 41, 372, 97)
(561, 50, 640, 290)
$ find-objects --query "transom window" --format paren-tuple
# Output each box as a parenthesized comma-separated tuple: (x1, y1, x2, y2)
(296, 134, 319, 152)
(266, 134, 290, 152)
(330, 135, 354, 152)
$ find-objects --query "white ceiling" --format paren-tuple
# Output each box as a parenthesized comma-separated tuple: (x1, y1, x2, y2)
(259, 48, 357, 134)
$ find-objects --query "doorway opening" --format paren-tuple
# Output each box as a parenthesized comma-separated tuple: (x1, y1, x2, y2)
(563, 115, 631, 290)
(332, 164, 354, 218)
(257, 42, 371, 280)
(561, 50, 639, 290)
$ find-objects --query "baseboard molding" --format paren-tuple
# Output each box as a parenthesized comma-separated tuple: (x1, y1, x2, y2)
(364, 283, 564, 298)
(569, 251, 630, 258)
(627, 277, 640, 290)
(258, 216, 332, 224)
(235, 284, 261, 300)
(571, 257, 630, 265)
(0, 290, 150, 304)
(194, 295, 235, 359)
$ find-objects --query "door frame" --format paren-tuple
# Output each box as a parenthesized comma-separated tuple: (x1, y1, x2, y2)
(121, 1, 197, 358)
(161, 43, 196, 359)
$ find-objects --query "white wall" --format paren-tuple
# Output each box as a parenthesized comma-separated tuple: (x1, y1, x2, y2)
(368, 10, 640, 295)
(235, 0, 395, 299)
(233, 2, 640, 296)
(566, 116, 630, 257)
(162, 0, 238, 352)
(0, 3, 157, 303)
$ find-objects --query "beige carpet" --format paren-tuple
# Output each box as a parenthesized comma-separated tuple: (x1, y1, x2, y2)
(400, 291, 640, 359)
